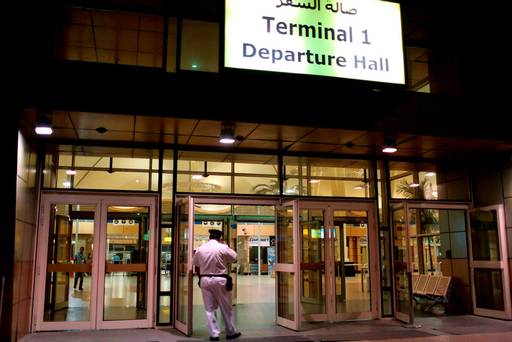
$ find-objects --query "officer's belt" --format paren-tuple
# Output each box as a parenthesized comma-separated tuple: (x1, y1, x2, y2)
(199, 274, 229, 278)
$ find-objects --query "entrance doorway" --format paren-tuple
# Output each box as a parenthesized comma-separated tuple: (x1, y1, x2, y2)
(174, 197, 378, 335)
(175, 197, 277, 336)
(193, 202, 276, 336)
(33, 192, 157, 331)
(391, 202, 474, 323)
(276, 200, 378, 329)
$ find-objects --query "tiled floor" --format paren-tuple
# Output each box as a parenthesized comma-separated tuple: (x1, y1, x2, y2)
(21, 315, 512, 342)
(26, 274, 512, 342)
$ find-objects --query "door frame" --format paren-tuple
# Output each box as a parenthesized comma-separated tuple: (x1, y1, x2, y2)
(297, 199, 379, 322)
(172, 195, 380, 333)
(390, 201, 470, 323)
(468, 204, 512, 320)
(173, 195, 279, 335)
(33, 191, 158, 331)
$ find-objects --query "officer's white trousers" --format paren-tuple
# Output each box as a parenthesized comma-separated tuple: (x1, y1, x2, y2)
(199, 276, 236, 338)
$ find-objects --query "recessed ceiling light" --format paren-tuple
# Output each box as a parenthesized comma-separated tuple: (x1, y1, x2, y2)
(219, 122, 236, 144)
(35, 114, 53, 135)
(382, 146, 397, 153)
(382, 135, 398, 153)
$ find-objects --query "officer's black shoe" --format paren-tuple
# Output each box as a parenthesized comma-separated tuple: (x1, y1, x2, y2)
(227, 332, 241, 340)
(209, 337, 219, 341)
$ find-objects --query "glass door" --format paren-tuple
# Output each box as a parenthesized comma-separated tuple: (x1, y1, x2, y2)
(34, 192, 156, 331)
(391, 203, 411, 323)
(97, 196, 156, 329)
(298, 201, 377, 323)
(331, 204, 376, 321)
(299, 205, 327, 322)
(174, 196, 194, 336)
(469, 205, 512, 319)
(34, 195, 99, 331)
(275, 201, 300, 330)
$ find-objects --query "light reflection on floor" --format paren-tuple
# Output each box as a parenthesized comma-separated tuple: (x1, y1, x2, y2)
(44, 273, 146, 322)
(193, 275, 276, 337)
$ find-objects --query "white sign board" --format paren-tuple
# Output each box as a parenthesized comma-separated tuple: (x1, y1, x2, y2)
(249, 236, 271, 246)
(225, 0, 405, 84)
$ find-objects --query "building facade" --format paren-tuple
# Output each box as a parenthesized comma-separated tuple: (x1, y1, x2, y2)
(2, 0, 512, 341)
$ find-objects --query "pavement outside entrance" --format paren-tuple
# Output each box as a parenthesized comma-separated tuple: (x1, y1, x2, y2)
(20, 315, 512, 342)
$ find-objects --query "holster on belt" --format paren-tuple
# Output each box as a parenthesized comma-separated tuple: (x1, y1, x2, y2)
(198, 274, 233, 291)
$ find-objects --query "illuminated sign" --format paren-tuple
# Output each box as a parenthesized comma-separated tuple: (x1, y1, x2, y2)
(225, 0, 405, 84)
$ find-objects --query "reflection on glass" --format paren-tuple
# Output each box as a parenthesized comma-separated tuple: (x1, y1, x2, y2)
(334, 210, 371, 313)
(392, 208, 410, 316)
(160, 228, 172, 292)
(408, 209, 444, 275)
(236, 177, 279, 195)
(470, 210, 500, 261)
(44, 203, 94, 322)
(177, 203, 189, 324)
(166, 18, 177, 72)
(104, 206, 149, 321)
(159, 296, 171, 324)
(382, 290, 393, 316)
(474, 269, 504, 311)
(180, 20, 219, 72)
(277, 208, 293, 264)
(300, 209, 325, 315)
(380, 230, 392, 287)
(278, 272, 295, 320)
(283, 158, 373, 198)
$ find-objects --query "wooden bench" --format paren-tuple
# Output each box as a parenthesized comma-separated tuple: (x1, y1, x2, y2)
(412, 274, 452, 312)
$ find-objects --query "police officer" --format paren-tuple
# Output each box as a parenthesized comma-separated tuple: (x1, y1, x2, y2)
(193, 229, 241, 341)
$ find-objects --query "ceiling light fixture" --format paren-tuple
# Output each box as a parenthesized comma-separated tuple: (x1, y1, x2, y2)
(202, 161, 210, 177)
(409, 183, 420, 188)
(382, 135, 398, 153)
(309, 179, 320, 184)
(35, 113, 53, 135)
(219, 122, 236, 144)
(66, 169, 77, 175)
(425, 172, 436, 177)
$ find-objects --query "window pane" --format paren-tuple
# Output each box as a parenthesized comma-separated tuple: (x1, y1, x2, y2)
(277, 272, 294, 320)
(159, 296, 171, 324)
(181, 20, 219, 72)
(177, 174, 231, 193)
(113, 157, 150, 169)
(104, 206, 149, 321)
(166, 18, 177, 72)
(160, 228, 172, 291)
(55, 8, 164, 68)
(470, 210, 500, 261)
(161, 173, 173, 223)
(389, 162, 469, 200)
(277, 207, 293, 264)
(235, 163, 277, 175)
(474, 269, 504, 311)
(301, 209, 326, 315)
(235, 177, 279, 195)
(46, 145, 159, 191)
(284, 157, 373, 198)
